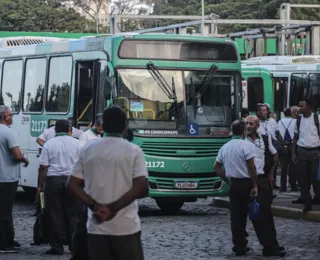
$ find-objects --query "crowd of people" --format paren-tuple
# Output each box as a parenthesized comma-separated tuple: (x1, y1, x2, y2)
(216, 98, 320, 257)
(0, 105, 148, 260)
(1, 97, 320, 259)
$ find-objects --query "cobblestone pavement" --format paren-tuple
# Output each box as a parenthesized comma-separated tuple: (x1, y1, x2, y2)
(1, 192, 320, 260)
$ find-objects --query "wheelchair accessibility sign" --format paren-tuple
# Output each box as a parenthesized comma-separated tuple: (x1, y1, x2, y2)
(188, 123, 199, 136)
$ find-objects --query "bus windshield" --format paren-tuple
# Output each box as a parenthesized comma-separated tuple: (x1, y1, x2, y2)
(117, 68, 240, 133)
(117, 69, 184, 130)
(185, 71, 237, 128)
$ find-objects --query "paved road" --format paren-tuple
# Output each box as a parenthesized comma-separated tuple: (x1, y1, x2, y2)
(2, 192, 320, 260)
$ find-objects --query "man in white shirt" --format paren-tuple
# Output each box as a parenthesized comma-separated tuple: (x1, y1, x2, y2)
(67, 106, 149, 260)
(277, 108, 298, 192)
(292, 98, 320, 212)
(36, 117, 83, 147)
(244, 116, 285, 257)
(78, 118, 103, 147)
(214, 120, 258, 257)
(38, 120, 82, 255)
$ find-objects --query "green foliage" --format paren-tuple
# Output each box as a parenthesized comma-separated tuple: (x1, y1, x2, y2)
(152, 0, 320, 33)
(0, 0, 96, 32)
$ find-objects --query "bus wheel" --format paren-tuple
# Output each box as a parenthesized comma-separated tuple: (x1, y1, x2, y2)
(22, 186, 37, 199)
(155, 199, 184, 214)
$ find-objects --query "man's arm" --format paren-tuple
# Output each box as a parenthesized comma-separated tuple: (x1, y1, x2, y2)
(108, 176, 148, 213)
(10, 147, 29, 166)
(36, 137, 45, 147)
(247, 158, 258, 188)
(67, 176, 95, 206)
(214, 161, 230, 185)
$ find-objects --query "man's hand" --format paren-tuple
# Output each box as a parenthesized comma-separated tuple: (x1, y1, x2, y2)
(250, 186, 258, 197)
(92, 204, 116, 223)
(23, 159, 29, 167)
(292, 152, 297, 164)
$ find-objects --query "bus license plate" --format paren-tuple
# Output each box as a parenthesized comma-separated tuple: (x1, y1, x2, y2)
(175, 181, 198, 189)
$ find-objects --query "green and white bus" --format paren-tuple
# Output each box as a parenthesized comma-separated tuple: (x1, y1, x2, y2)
(0, 34, 242, 212)
(241, 55, 320, 117)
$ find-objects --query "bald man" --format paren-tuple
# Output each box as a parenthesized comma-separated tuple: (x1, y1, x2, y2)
(245, 116, 286, 257)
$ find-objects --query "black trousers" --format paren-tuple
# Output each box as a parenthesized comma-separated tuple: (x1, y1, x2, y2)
(228, 178, 252, 251)
(280, 144, 298, 189)
(0, 181, 18, 248)
(45, 176, 78, 253)
(297, 146, 320, 206)
(251, 175, 279, 249)
(87, 232, 144, 260)
(70, 205, 89, 260)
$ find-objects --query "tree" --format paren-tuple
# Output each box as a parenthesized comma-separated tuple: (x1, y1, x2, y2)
(0, 0, 95, 32)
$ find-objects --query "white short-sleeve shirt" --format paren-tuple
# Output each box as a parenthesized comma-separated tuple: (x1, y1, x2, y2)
(79, 128, 101, 147)
(39, 135, 82, 177)
(71, 137, 148, 236)
(294, 114, 320, 148)
(258, 119, 277, 140)
(245, 134, 276, 175)
(38, 126, 83, 142)
(216, 138, 255, 179)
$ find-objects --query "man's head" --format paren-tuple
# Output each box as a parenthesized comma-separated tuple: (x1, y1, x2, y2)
(68, 117, 74, 127)
(264, 103, 271, 116)
(94, 118, 103, 135)
(246, 115, 259, 136)
(103, 105, 127, 134)
(0, 105, 13, 126)
(291, 106, 299, 118)
(284, 107, 292, 117)
(55, 119, 72, 135)
(241, 108, 250, 119)
(256, 104, 268, 120)
(299, 99, 312, 115)
(270, 112, 277, 121)
(231, 119, 246, 138)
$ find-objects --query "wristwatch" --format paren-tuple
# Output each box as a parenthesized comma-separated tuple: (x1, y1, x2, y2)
(87, 201, 96, 211)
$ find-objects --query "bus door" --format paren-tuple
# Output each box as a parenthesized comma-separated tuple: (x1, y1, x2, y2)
(273, 77, 289, 119)
(74, 60, 100, 130)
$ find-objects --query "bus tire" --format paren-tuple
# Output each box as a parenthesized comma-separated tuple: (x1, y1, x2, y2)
(22, 186, 37, 199)
(155, 199, 184, 214)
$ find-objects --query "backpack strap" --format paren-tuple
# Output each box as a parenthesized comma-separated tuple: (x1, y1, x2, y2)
(314, 113, 320, 137)
(281, 119, 293, 131)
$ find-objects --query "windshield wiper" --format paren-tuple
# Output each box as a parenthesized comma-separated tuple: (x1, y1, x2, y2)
(147, 62, 180, 120)
(195, 65, 218, 106)
(147, 62, 176, 100)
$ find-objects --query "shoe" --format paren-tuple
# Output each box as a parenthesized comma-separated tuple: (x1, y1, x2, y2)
(262, 248, 286, 257)
(232, 246, 250, 253)
(303, 205, 312, 213)
(279, 188, 287, 192)
(45, 248, 63, 255)
(9, 241, 21, 250)
(273, 185, 280, 190)
(0, 247, 19, 254)
(292, 198, 304, 204)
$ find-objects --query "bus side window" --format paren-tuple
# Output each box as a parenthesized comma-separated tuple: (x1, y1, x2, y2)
(273, 78, 288, 115)
(46, 56, 72, 113)
(23, 58, 46, 112)
(0, 60, 23, 112)
(290, 73, 308, 107)
(247, 77, 264, 111)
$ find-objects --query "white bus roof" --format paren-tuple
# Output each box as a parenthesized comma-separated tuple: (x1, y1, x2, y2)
(241, 55, 320, 66)
(0, 36, 75, 48)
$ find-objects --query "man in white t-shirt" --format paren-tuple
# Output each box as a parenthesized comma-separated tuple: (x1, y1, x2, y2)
(67, 106, 149, 260)
(78, 118, 103, 147)
(38, 120, 82, 255)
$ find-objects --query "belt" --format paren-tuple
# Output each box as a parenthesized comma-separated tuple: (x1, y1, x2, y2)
(230, 177, 251, 181)
(298, 146, 319, 150)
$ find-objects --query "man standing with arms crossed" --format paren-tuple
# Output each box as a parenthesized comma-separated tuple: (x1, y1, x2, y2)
(68, 106, 149, 260)
(214, 120, 258, 256)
